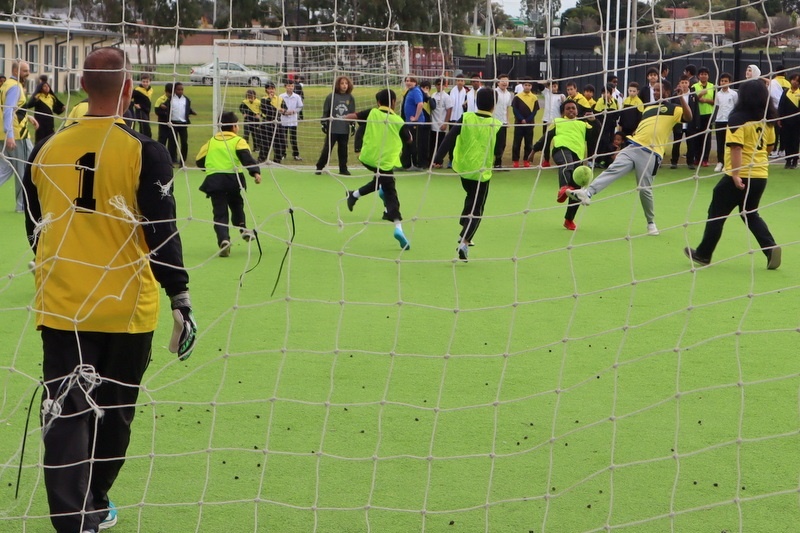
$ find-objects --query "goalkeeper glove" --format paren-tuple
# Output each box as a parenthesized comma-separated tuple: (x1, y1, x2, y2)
(321, 120, 329, 135)
(349, 122, 357, 137)
(169, 291, 197, 361)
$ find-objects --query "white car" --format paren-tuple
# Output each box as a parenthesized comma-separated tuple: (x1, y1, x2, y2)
(189, 62, 270, 86)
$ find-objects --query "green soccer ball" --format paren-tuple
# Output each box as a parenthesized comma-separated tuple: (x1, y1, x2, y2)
(572, 165, 594, 188)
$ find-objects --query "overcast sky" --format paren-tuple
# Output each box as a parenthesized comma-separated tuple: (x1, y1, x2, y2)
(498, 0, 579, 18)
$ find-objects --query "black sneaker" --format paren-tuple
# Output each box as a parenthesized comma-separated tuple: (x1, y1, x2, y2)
(683, 247, 709, 267)
(346, 191, 357, 212)
(457, 244, 469, 262)
(767, 246, 782, 270)
(339, 169, 351, 176)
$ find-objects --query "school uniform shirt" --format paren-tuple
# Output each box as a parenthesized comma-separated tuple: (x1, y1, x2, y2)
(566, 93, 592, 116)
(628, 102, 684, 157)
(23, 117, 188, 332)
(778, 88, 800, 127)
(619, 96, 644, 133)
(449, 85, 468, 122)
(132, 84, 153, 115)
(430, 90, 454, 131)
(239, 98, 262, 122)
(724, 114, 775, 179)
(543, 89, 566, 123)
(170, 95, 188, 123)
(465, 87, 483, 113)
(493, 88, 514, 125)
(714, 89, 738, 123)
(511, 92, 538, 124)
(279, 92, 303, 127)
(261, 95, 283, 122)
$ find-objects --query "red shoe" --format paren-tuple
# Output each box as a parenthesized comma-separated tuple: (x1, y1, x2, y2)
(523, 160, 530, 168)
(701, 161, 709, 167)
(513, 161, 520, 168)
(557, 185, 574, 203)
(541, 160, 551, 168)
(563, 219, 577, 231)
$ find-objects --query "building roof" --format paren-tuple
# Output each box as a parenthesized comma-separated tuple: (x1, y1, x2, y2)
(0, 18, 119, 39)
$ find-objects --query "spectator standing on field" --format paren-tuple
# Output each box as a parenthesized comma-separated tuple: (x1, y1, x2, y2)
(130, 72, 153, 138)
(493, 73, 514, 168)
(714, 73, 738, 172)
(670, 75, 697, 169)
(540, 80, 565, 167)
(510, 78, 538, 168)
(277, 79, 304, 162)
(465, 73, 483, 113)
(0, 60, 37, 212)
(316, 75, 356, 175)
(239, 89, 263, 152)
(778, 73, 800, 169)
(24, 77, 65, 143)
(400, 75, 426, 170)
(690, 66, 715, 168)
(197, 111, 262, 257)
(430, 78, 454, 161)
(162, 82, 196, 165)
(22, 46, 196, 533)
(259, 81, 283, 163)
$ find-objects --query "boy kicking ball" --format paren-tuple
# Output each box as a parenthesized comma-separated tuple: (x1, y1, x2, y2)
(432, 88, 502, 261)
(344, 88, 413, 250)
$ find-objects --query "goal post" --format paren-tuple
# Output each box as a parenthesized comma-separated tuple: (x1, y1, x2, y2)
(211, 39, 410, 133)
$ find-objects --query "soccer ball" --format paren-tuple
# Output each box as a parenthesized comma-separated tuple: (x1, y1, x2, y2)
(572, 165, 594, 188)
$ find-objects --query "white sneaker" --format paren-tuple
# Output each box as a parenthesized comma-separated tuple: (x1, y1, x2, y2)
(567, 188, 592, 205)
(714, 162, 723, 172)
(241, 229, 255, 242)
(646, 223, 660, 236)
(219, 240, 231, 257)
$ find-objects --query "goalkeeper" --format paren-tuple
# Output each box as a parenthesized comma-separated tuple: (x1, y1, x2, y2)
(22, 47, 196, 533)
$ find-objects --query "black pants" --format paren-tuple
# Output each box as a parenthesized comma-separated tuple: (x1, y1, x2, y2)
(552, 147, 581, 221)
(157, 123, 170, 147)
(134, 110, 151, 138)
(430, 128, 447, 161)
(41, 327, 153, 533)
(714, 122, 728, 166)
(512, 124, 534, 162)
(459, 177, 490, 242)
(671, 125, 690, 166)
(243, 122, 260, 150)
(167, 123, 189, 164)
(358, 164, 402, 221)
(401, 124, 429, 169)
(493, 125, 508, 166)
(690, 114, 712, 164)
(782, 120, 800, 167)
(276, 125, 299, 159)
(696, 176, 776, 260)
(316, 132, 350, 172)
(210, 190, 246, 245)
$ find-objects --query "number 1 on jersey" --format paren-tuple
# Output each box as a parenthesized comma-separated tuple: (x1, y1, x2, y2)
(74, 152, 96, 212)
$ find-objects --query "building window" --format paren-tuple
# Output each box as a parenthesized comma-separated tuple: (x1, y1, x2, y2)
(28, 44, 39, 73)
(57, 45, 66, 70)
(44, 45, 53, 72)
(71, 46, 79, 69)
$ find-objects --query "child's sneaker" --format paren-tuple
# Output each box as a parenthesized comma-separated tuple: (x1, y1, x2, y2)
(457, 244, 469, 262)
(541, 160, 551, 168)
(523, 161, 531, 168)
(556, 185, 573, 203)
(241, 229, 255, 242)
(99, 501, 117, 530)
(513, 161, 520, 168)
(346, 191, 357, 211)
(393, 228, 410, 250)
(219, 240, 231, 257)
(563, 219, 577, 231)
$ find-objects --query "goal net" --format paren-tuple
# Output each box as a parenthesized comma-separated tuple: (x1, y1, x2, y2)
(1, 1, 799, 532)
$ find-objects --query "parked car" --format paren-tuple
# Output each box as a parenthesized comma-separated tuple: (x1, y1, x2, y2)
(189, 62, 270, 86)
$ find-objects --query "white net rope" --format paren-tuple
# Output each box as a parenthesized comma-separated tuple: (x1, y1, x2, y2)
(1, 1, 800, 532)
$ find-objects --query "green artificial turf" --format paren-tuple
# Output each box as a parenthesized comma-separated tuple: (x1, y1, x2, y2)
(0, 160, 800, 533)
(1, 138, 800, 532)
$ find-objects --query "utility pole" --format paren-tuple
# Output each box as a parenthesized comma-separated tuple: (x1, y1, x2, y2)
(629, 0, 637, 53)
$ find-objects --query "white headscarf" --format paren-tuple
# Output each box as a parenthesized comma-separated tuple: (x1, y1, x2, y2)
(746, 64, 762, 79)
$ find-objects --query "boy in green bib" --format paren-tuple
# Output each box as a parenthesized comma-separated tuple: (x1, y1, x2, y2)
(344, 88, 413, 250)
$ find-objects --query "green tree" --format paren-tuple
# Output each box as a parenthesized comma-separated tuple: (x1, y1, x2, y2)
(520, 0, 562, 35)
